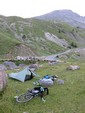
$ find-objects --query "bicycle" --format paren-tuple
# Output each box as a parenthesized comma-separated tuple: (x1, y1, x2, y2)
(16, 87, 49, 103)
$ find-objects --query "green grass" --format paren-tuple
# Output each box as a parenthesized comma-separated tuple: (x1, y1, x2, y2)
(0, 58, 85, 113)
(0, 28, 21, 55)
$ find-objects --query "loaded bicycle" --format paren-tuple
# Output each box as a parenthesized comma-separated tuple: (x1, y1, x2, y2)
(15, 86, 49, 103)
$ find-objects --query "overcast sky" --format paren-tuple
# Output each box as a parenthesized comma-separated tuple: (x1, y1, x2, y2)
(0, 0, 85, 18)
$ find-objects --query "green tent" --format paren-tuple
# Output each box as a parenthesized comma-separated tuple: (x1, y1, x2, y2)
(9, 67, 39, 82)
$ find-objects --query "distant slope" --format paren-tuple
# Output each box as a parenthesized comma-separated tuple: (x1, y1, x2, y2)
(36, 9, 85, 28)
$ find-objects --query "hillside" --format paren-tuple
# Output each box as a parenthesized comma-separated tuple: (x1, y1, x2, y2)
(0, 10, 85, 59)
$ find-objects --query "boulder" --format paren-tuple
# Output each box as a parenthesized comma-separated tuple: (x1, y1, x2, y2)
(57, 79, 64, 85)
(66, 65, 80, 70)
(29, 63, 39, 71)
(0, 64, 7, 70)
(0, 70, 7, 92)
(3, 61, 17, 70)
(29, 63, 39, 69)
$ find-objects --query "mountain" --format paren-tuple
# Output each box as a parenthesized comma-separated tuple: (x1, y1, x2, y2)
(36, 9, 85, 28)
(0, 10, 85, 59)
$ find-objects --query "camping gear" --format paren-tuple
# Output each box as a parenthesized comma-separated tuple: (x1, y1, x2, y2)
(39, 78, 53, 87)
(44, 75, 58, 81)
(9, 67, 38, 82)
(33, 75, 58, 86)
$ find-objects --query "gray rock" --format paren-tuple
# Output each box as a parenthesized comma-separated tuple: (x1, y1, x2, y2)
(3, 61, 17, 70)
(66, 65, 80, 70)
(0, 64, 7, 70)
(0, 70, 7, 91)
(57, 79, 64, 85)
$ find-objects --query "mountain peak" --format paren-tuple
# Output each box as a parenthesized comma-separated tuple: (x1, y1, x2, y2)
(36, 9, 85, 28)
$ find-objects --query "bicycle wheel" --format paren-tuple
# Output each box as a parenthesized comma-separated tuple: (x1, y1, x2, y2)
(16, 92, 33, 103)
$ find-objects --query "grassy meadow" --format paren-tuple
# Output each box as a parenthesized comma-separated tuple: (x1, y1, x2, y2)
(0, 58, 85, 113)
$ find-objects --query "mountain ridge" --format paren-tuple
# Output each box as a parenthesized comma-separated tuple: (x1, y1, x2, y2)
(35, 9, 85, 28)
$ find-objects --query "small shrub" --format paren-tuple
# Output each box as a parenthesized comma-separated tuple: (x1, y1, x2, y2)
(70, 42, 77, 48)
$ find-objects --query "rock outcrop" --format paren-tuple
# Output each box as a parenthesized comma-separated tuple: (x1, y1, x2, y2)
(0, 70, 7, 92)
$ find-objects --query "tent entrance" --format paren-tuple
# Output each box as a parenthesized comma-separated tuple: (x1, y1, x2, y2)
(25, 74, 31, 81)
